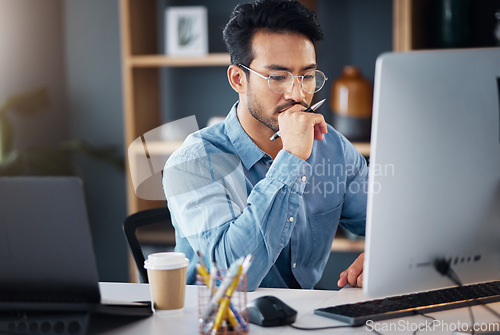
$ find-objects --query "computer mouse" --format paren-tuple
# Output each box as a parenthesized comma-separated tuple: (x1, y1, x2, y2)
(245, 295, 297, 327)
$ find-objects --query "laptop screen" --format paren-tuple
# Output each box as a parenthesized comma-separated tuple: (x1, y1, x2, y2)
(0, 177, 100, 304)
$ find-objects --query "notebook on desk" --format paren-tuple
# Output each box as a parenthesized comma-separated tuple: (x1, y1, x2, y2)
(0, 176, 152, 318)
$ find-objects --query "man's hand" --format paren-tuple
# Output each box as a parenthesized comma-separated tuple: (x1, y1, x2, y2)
(337, 252, 364, 288)
(278, 106, 328, 161)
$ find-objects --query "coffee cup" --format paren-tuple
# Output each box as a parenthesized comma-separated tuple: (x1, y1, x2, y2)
(144, 252, 189, 313)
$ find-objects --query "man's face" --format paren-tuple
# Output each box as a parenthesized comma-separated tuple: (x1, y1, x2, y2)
(244, 31, 317, 132)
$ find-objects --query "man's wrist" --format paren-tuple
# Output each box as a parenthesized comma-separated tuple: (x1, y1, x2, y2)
(282, 147, 309, 161)
(266, 150, 312, 194)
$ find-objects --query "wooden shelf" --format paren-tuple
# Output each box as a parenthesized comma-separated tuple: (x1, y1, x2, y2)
(127, 53, 230, 68)
(135, 224, 363, 253)
(128, 140, 183, 156)
(331, 238, 365, 253)
(131, 140, 370, 159)
(136, 227, 176, 246)
(393, 0, 413, 52)
(352, 142, 371, 157)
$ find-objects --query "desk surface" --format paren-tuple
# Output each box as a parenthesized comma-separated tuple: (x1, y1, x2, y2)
(99, 282, 500, 335)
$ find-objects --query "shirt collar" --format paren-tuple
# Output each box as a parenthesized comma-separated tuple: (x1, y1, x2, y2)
(225, 102, 267, 170)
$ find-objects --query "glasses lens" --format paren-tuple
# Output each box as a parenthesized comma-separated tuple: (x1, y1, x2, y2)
(268, 71, 293, 94)
(267, 70, 327, 94)
(302, 70, 326, 93)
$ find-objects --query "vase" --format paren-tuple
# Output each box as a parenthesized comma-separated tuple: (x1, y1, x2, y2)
(330, 66, 373, 142)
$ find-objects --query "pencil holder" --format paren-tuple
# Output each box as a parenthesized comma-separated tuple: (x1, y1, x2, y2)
(197, 270, 249, 335)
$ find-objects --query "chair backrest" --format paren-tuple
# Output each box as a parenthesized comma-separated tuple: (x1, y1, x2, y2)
(123, 207, 175, 283)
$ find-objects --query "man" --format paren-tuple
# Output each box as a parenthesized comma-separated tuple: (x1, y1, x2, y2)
(163, 0, 366, 291)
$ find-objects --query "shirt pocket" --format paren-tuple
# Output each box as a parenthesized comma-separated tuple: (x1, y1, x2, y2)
(308, 202, 343, 265)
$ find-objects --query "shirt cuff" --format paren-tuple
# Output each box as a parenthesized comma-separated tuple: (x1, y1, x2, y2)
(266, 150, 312, 194)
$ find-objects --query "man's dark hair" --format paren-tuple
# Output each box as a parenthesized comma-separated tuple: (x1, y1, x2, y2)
(222, 0, 323, 67)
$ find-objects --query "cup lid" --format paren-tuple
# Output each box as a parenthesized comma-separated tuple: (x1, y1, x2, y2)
(144, 252, 189, 270)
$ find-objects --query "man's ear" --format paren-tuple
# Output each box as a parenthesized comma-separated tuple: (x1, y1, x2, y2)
(227, 64, 246, 94)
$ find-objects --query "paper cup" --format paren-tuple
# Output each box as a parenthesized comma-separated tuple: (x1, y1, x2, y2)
(144, 252, 189, 313)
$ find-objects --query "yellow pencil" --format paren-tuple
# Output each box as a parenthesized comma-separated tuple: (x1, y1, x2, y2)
(198, 263, 240, 331)
(211, 264, 243, 333)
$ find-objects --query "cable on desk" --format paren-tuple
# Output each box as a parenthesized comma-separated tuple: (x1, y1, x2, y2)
(291, 261, 500, 334)
(435, 258, 478, 334)
(290, 313, 450, 334)
(289, 323, 361, 331)
(434, 258, 500, 334)
(412, 311, 437, 335)
(434, 258, 500, 322)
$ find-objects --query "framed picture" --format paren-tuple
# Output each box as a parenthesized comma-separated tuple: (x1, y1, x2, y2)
(166, 6, 208, 56)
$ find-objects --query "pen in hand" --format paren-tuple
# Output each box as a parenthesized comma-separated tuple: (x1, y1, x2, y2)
(269, 98, 326, 141)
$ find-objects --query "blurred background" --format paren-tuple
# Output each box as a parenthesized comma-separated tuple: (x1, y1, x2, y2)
(1, 0, 498, 286)
(0, 0, 127, 281)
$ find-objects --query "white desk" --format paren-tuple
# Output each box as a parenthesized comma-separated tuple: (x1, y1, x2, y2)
(99, 282, 500, 334)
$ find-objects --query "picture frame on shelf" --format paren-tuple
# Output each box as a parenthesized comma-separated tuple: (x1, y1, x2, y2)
(165, 6, 208, 57)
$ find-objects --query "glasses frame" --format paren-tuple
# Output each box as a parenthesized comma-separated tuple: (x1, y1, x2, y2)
(238, 64, 328, 94)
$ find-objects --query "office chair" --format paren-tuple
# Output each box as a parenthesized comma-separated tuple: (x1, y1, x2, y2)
(123, 207, 175, 283)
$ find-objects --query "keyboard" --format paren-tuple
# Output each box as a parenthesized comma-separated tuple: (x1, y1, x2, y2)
(314, 281, 500, 326)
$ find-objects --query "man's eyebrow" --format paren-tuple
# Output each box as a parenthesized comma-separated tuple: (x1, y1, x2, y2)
(264, 63, 317, 72)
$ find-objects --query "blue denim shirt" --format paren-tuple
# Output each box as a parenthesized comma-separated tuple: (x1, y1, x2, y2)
(163, 102, 368, 291)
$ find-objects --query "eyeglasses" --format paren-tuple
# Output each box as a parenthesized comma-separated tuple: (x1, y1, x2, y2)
(239, 64, 328, 94)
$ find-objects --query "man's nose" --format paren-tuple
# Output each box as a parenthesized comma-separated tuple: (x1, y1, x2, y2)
(283, 76, 306, 102)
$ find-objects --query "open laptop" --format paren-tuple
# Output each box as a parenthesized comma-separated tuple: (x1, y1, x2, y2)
(0, 177, 151, 332)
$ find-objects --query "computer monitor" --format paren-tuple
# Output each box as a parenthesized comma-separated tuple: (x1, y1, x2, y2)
(363, 47, 500, 298)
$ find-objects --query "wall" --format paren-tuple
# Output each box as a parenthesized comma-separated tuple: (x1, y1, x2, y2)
(315, 0, 393, 124)
(64, 0, 128, 281)
(0, 0, 128, 282)
(0, 0, 67, 150)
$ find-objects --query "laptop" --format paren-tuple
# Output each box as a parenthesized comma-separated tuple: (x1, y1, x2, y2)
(0, 177, 151, 321)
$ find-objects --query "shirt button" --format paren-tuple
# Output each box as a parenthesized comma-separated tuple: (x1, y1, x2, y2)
(301, 176, 307, 182)
(289, 216, 294, 222)
(293, 263, 297, 268)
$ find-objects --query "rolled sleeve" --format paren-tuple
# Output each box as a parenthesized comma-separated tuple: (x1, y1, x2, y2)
(266, 150, 312, 195)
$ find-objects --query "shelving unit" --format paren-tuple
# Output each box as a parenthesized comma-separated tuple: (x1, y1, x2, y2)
(393, 0, 500, 51)
(121, 0, 499, 212)
(119, 0, 236, 280)
(119, 0, 373, 216)
(119, 0, 231, 215)
(120, 0, 500, 282)
(123, 0, 497, 279)
(119, 0, 372, 282)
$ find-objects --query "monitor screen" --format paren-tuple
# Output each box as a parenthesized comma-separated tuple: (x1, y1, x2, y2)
(364, 47, 500, 298)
